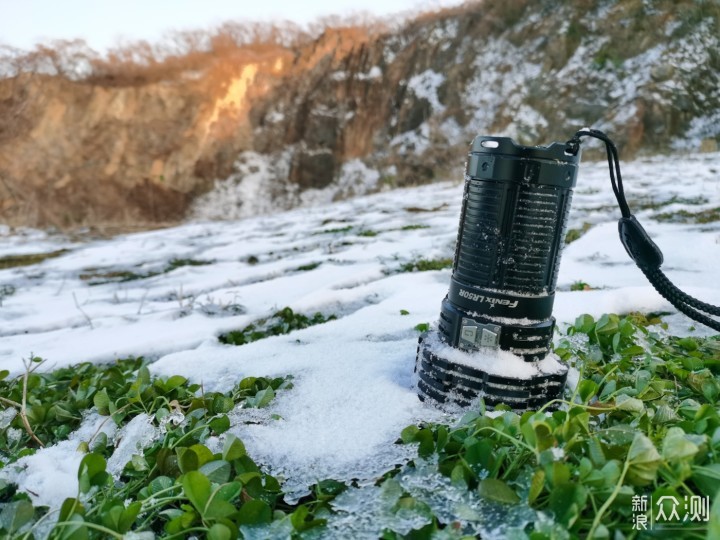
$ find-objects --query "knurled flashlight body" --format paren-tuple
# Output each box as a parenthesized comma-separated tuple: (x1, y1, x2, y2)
(416, 136, 580, 410)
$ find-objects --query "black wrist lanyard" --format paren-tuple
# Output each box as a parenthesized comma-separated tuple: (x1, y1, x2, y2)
(565, 129, 720, 332)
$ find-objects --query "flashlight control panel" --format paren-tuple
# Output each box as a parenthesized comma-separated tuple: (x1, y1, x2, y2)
(459, 318, 501, 349)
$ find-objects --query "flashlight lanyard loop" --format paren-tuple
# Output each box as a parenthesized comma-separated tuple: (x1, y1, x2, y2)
(567, 129, 631, 217)
(565, 129, 720, 332)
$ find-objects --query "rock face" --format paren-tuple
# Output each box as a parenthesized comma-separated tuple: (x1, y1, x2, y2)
(0, 51, 291, 226)
(1, 0, 719, 227)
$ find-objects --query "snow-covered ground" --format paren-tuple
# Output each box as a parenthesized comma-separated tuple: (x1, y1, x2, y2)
(1, 150, 719, 510)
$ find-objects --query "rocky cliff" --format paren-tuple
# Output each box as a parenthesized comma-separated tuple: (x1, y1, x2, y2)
(1, 0, 718, 228)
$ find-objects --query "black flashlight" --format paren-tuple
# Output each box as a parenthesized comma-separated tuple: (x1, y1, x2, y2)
(415, 136, 580, 411)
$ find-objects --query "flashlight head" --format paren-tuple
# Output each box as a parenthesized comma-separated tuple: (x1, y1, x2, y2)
(416, 136, 581, 411)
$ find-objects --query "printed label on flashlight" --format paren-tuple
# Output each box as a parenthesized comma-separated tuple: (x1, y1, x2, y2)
(458, 288, 519, 308)
(448, 280, 555, 319)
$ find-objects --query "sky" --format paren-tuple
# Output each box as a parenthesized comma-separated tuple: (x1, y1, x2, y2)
(0, 0, 464, 53)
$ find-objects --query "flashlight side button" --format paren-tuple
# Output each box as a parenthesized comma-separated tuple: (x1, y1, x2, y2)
(480, 328, 500, 347)
(461, 325, 477, 343)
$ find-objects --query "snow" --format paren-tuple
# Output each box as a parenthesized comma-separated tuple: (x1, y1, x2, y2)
(1, 150, 719, 511)
(439, 117, 465, 146)
(390, 122, 431, 155)
(190, 150, 293, 221)
(427, 20, 458, 47)
(439, 11, 718, 149)
(331, 66, 382, 81)
(266, 110, 285, 123)
(191, 152, 385, 221)
(673, 110, 720, 151)
(299, 158, 381, 206)
(461, 36, 549, 141)
(0, 412, 117, 509)
(407, 69, 446, 113)
(357, 66, 383, 80)
(422, 329, 565, 379)
(106, 413, 158, 478)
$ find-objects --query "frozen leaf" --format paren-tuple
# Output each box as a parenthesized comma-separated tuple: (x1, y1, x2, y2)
(662, 427, 699, 462)
(477, 479, 520, 504)
(615, 395, 644, 414)
(0, 500, 34, 534)
(199, 460, 232, 484)
(626, 433, 661, 486)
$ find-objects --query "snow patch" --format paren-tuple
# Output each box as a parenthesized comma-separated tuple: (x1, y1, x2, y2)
(106, 413, 159, 478)
(299, 159, 381, 207)
(390, 122, 431, 155)
(191, 151, 293, 221)
(407, 69, 446, 113)
(672, 110, 720, 150)
(1, 440, 86, 508)
(422, 329, 566, 379)
(0, 413, 118, 510)
(463, 38, 544, 138)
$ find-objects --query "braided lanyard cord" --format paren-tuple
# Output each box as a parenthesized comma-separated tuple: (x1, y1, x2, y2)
(565, 129, 720, 332)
